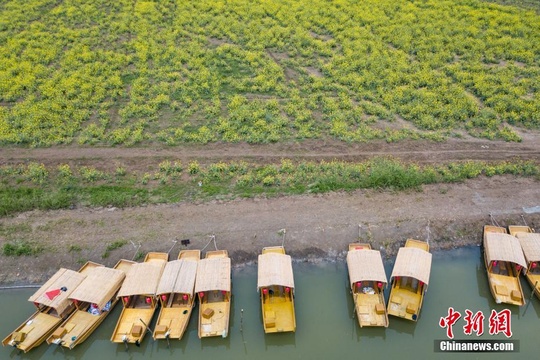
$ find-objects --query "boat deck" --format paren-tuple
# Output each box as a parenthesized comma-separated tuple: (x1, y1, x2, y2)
(49, 310, 98, 347)
(262, 246, 286, 255)
(4, 312, 62, 352)
(489, 272, 524, 305)
(508, 226, 532, 236)
(206, 250, 228, 259)
(200, 301, 229, 337)
(355, 292, 387, 327)
(262, 293, 295, 333)
(114, 260, 135, 273)
(155, 306, 193, 339)
(78, 261, 103, 275)
(179, 250, 201, 261)
(111, 308, 155, 343)
(405, 239, 429, 251)
(388, 279, 423, 321)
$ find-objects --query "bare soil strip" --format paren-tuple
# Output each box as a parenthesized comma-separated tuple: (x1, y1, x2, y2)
(0, 175, 538, 286)
(1, 138, 540, 170)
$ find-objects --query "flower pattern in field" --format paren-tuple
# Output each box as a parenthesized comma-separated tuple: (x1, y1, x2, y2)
(1, 0, 539, 146)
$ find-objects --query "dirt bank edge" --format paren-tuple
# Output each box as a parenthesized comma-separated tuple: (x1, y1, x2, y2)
(0, 176, 539, 286)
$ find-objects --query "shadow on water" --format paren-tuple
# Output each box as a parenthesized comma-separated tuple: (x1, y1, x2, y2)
(199, 335, 231, 350)
(264, 332, 296, 350)
(387, 317, 417, 336)
(51, 343, 71, 359)
(475, 246, 491, 301)
(519, 277, 540, 318)
(343, 280, 357, 341)
(356, 325, 387, 342)
(7, 344, 46, 360)
(113, 336, 152, 357)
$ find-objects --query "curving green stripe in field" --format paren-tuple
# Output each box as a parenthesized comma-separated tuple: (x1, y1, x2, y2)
(0, 0, 539, 146)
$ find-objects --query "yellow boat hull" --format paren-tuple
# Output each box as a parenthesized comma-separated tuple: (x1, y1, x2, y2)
(154, 305, 194, 340)
(199, 300, 230, 338)
(354, 292, 388, 327)
(111, 307, 156, 344)
(46, 298, 120, 349)
(2, 311, 62, 353)
(261, 290, 296, 333)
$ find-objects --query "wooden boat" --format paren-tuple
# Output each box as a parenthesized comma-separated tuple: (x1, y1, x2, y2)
(509, 225, 534, 236)
(153, 250, 200, 341)
(511, 227, 540, 300)
(483, 225, 527, 306)
(46, 259, 135, 349)
(347, 243, 388, 327)
(257, 246, 296, 333)
(387, 239, 432, 321)
(195, 250, 231, 338)
(2, 262, 98, 353)
(110, 252, 168, 346)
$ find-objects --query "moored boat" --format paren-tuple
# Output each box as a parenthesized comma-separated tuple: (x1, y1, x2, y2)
(195, 250, 231, 338)
(347, 243, 388, 327)
(387, 239, 432, 321)
(508, 225, 534, 236)
(2, 262, 98, 352)
(512, 228, 540, 300)
(110, 252, 168, 346)
(257, 246, 296, 333)
(46, 259, 134, 349)
(153, 250, 200, 341)
(483, 225, 527, 306)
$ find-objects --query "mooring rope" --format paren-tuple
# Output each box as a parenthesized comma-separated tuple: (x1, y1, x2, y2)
(201, 234, 218, 251)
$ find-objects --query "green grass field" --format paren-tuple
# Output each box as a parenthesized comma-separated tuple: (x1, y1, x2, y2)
(1, 0, 539, 146)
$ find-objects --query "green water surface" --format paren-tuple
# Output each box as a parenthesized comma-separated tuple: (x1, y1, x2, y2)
(1, 246, 538, 359)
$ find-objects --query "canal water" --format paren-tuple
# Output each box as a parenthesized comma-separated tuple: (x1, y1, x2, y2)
(2, 246, 539, 359)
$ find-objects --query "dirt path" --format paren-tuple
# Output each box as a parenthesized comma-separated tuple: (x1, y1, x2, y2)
(1, 137, 540, 172)
(1, 175, 539, 286)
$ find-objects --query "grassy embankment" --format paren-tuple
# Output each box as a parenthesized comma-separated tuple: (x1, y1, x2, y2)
(0, 0, 539, 218)
(1, 158, 539, 217)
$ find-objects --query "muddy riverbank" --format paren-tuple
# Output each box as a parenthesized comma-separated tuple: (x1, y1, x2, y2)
(0, 175, 539, 286)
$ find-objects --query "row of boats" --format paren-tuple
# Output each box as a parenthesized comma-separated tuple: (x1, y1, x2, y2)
(349, 239, 432, 327)
(2, 239, 433, 353)
(483, 224, 540, 306)
(5, 223, 538, 354)
(5, 224, 536, 353)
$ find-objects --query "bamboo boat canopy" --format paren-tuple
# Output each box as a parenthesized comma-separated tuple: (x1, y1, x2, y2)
(347, 249, 387, 286)
(390, 248, 432, 286)
(69, 267, 126, 309)
(156, 259, 198, 295)
(257, 253, 295, 291)
(117, 262, 164, 297)
(484, 232, 527, 267)
(195, 257, 231, 293)
(516, 233, 540, 263)
(28, 268, 86, 314)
